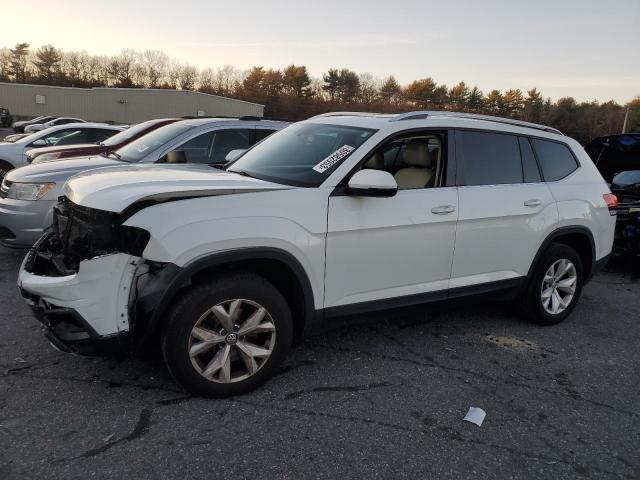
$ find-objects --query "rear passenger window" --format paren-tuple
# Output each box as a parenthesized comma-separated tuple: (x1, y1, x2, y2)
(457, 131, 522, 186)
(531, 139, 578, 181)
(519, 137, 541, 183)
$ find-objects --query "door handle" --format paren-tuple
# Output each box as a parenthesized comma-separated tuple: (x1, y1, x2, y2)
(524, 199, 541, 207)
(431, 205, 456, 214)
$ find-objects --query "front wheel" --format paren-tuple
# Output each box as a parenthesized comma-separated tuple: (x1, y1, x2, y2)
(161, 272, 293, 397)
(521, 243, 584, 325)
(0, 161, 13, 182)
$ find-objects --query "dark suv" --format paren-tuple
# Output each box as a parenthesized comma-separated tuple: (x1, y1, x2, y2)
(585, 134, 640, 183)
(0, 108, 12, 128)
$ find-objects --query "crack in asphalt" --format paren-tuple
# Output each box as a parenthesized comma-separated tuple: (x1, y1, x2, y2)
(77, 408, 153, 459)
(8, 372, 184, 394)
(64, 395, 195, 461)
(283, 381, 391, 400)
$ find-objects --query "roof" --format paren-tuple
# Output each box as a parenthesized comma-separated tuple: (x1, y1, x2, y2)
(42, 122, 126, 130)
(308, 111, 564, 137)
(178, 117, 289, 128)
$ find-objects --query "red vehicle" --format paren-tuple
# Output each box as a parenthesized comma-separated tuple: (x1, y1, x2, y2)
(26, 118, 179, 164)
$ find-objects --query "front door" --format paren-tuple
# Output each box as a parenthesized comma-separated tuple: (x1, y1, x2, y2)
(324, 131, 458, 310)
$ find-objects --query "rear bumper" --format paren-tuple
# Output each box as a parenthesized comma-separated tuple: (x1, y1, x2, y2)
(0, 198, 55, 248)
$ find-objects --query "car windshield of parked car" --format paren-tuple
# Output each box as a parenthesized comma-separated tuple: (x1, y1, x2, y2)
(102, 120, 161, 147)
(115, 122, 192, 162)
(613, 170, 640, 186)
(227, 123, 376, 187)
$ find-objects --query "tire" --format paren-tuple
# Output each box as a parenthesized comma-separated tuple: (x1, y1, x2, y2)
(0, 161, 13, 182)
(521, 243, 584, 325)
(161, 272, 293, 397)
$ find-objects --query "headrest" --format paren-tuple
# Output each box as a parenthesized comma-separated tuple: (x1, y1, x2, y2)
(402, 142, 432, 168)
(364, 151, 384, 169)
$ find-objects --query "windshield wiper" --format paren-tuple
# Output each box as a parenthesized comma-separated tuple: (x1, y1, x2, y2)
(228, 168, 255, 178)
(107, 151, 123, 161)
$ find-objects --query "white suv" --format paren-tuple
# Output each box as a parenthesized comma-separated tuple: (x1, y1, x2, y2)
(18, 111, 617, 397)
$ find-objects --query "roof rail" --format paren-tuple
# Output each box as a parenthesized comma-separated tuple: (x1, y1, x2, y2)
(310, 111, 389, 119)
(390, 111, 563, 135)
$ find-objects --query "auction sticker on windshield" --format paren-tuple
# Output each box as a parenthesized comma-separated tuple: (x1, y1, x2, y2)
(312, 145, 355, 173)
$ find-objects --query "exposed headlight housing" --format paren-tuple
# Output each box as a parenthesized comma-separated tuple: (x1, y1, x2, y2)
(6, 182, 55, 200)
(31, 152, 60, 164)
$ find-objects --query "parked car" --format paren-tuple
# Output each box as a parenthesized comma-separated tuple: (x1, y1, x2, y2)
(0, 123, 125, 180)
(12, 116, 56, 133)
(0, 117, 287, 247)
(26, 118, 179, 164)
(24, 117, 86, 133)
(2, 133, 31, 143)
(608, 170, 640, 260)
(0, 108, 13, 128)
(16, 111, 616, 397)
(585, 133, 640, 183)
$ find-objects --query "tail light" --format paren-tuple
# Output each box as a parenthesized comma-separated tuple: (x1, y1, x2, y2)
(603, 193, 618, 215)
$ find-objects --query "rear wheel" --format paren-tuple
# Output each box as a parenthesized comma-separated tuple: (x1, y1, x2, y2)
(161, 272, 293, 397)
(521, 243, 584, 325)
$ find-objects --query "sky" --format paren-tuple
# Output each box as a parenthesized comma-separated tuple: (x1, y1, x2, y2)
(4, 0, 639, 103)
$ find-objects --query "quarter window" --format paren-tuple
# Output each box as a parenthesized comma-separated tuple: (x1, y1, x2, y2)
(457, 131, 522, 186)
(519, 137, 542, 183)
(531, 139, 578, 182)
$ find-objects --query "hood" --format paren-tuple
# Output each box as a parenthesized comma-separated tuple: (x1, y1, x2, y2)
(63, 163, 293, 213)
(5, 156, 122, 184)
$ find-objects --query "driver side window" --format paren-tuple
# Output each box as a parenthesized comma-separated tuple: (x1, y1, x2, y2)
(360, 133, 445, 190)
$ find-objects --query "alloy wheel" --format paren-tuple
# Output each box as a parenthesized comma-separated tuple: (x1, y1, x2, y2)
(188, 298, 276, 383)
(540, 258, 578, 315)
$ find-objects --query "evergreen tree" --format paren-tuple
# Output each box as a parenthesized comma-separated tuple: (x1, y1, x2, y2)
(9, 42, 30, 82)
(379, 76, 401, 103)
(33, 45, 62, 82)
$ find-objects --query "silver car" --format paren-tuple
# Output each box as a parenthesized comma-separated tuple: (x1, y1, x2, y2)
(0, 117, 288, 247)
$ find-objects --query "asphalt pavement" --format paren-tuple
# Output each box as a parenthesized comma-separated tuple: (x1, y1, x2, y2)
(1, 245, 639, 479)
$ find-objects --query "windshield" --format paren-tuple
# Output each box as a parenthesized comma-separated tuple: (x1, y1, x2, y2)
(102, 120, 167, 146)
(115, 122, 192, 162)
(228, 123, 376, 187)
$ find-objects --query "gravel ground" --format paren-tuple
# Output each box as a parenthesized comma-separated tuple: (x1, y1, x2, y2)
(1, 241, 639, 479)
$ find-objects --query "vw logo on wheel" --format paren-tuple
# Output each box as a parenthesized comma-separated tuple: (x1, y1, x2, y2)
(225, 333, 238, 345)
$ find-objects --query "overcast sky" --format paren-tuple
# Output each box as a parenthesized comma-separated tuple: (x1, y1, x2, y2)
(5, 0, 639, 103)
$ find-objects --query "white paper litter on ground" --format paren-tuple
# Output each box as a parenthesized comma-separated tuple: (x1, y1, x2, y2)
(463, 407, 486, 426)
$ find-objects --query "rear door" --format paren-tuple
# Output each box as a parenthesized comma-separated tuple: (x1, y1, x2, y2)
(451, 130, 557, 289)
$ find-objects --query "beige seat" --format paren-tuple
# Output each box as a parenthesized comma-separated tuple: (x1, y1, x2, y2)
(394, 142, 433, 189)
(363, 151, 384, 169)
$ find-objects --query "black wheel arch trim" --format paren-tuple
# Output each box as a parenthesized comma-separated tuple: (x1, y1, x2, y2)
(135, 247, 317, 348)
(527, 226, 597, 283)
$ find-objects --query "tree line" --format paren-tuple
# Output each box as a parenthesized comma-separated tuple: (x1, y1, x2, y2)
(1, 42, 638, 144)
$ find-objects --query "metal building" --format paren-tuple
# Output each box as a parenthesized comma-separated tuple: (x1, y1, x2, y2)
(0, 83, 264, 123)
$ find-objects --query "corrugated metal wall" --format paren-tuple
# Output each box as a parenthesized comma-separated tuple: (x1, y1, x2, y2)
(0, 83, 264, 123)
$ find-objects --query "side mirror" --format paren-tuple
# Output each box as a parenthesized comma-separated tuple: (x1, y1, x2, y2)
(165, 150, 187, 164)
(31, 139, 47, 147)
(225, 149, 247, 162)
(347, 169, 398, 197)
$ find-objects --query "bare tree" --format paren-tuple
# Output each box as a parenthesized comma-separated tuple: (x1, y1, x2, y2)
(142, 50, 168, 88)
(178, 64, 198, 90)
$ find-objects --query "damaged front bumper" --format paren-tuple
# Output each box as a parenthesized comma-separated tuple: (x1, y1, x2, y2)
(17, 197, 152, 356)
